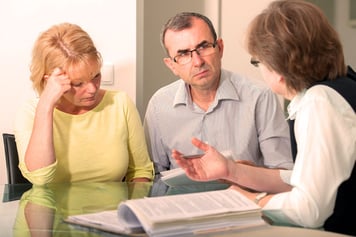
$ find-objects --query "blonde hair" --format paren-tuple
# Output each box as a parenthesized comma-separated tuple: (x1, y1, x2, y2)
(30, 23, 102, 94)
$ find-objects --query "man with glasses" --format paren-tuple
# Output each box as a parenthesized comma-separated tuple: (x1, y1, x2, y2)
(144, 12, 293, 176)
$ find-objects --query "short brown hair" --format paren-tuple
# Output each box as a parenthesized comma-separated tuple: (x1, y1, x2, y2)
(247, 0, 346, 92)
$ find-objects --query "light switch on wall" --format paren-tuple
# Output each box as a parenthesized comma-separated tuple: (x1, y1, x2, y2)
(101, 62, 114, 85)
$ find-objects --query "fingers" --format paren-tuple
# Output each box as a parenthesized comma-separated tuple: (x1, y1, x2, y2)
(52, 67, 63, 76)
(172, 149, 188, 165)
(172, 149, 191, 169)
(172, 149, 182, 156)
(171, 149, 183, 161)
(41, 68, 71, 103)
(191, 137, 209, 152)
(49, 68, 71, 88)
(172, 138, 210, 158)
(43, 67, 63, 79)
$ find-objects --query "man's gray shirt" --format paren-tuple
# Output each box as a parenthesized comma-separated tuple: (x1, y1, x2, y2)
(144, 69, 293, 173)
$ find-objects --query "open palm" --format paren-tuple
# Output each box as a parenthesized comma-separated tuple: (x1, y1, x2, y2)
(172, 138, 230, 181)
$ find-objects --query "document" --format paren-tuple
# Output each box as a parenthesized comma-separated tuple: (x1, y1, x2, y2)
(65, 188, 266, 237)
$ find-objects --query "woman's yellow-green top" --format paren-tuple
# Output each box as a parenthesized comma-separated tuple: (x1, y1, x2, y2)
(14, 90, 154, 185)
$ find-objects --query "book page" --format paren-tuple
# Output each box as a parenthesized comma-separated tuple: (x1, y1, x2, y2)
(65, 210, 144, 235)
(118, 189, 261, 229)
(117, 188, 264, 236)
(66, 188, 264, 237)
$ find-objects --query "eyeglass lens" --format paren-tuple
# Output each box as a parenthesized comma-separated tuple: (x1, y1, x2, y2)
(173, 42, 216, 65)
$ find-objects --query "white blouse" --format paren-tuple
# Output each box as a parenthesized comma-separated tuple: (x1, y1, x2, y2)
(263, 85, 356, 228)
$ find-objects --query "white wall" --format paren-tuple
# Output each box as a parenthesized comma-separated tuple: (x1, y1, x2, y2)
(335, 0, 356, 66)
(220, 0, 286, 106)
(0, 0, 137, 184)
(221, 0, 271, 83)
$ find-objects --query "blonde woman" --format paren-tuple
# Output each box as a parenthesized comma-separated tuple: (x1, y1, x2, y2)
(15, 23, 154, 185)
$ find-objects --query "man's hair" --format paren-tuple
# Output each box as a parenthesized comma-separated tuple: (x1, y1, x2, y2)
(160, 12, 217, 55)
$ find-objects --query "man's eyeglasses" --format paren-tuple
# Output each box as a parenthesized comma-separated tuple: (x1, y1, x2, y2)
(250, 58, 260, 67)
(173, 42, 217, 65)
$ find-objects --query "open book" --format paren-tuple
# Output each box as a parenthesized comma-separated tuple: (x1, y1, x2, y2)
(65, 188, 266, 236)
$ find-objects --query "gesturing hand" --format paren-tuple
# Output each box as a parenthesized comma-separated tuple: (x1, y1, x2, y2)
(172, 137, 231, 181)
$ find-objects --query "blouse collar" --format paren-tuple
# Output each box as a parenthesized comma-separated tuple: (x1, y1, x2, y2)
(286, 89, 306, 120)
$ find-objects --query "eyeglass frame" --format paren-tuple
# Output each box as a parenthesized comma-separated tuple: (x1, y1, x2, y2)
(172, 41, 217, 65)
(250, 58, 260, 67)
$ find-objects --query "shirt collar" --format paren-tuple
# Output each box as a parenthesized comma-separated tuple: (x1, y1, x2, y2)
(216, 70, 240, 101)
(287, 89, 306, 120)
(172, 70, 240, 107)
(173, 80, 190, 107)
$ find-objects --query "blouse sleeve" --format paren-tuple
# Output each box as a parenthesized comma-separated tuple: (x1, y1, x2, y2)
(263, 86, 356, 228)
(14, 99, 57, 185)
(123, 95, 154, 181)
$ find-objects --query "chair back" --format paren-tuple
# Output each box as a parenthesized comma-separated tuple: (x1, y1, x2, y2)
(2, 133, 30, 184)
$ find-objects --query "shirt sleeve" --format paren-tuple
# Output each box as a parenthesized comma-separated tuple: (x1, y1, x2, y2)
(143, 96, 171, 174)
(263, 86, 356, 228)
(256, 89, 294, 169)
